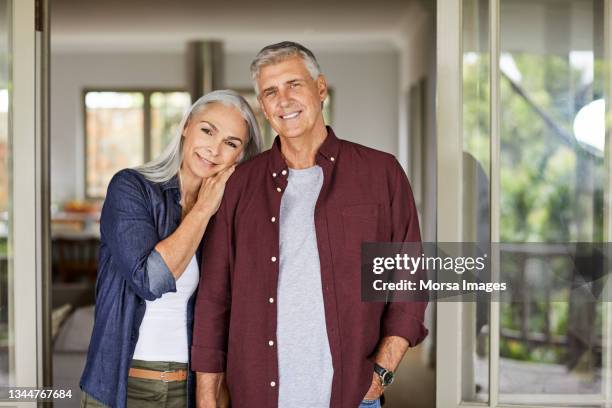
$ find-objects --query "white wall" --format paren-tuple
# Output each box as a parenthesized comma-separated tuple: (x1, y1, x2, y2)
(51, 49, 399, 203)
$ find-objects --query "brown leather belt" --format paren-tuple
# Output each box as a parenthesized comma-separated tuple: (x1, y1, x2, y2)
(128, 368, 188, 382)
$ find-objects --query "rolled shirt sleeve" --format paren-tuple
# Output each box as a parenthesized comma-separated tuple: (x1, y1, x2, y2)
(146, 248, 176, 298)
(102, 170, 176, 301)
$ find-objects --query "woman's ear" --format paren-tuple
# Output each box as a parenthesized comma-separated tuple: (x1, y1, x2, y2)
(182, 115, 192, 137)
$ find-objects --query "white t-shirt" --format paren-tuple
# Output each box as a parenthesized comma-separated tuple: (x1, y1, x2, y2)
(132, 254, 199, 362)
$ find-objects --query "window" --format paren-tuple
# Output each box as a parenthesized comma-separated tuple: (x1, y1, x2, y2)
(84, 90, 191, 198)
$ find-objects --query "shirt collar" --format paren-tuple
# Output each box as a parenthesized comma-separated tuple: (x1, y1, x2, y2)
(160, 174, 180, 191)
(269, 126, 340, 174)
(160, 174, 182, 205)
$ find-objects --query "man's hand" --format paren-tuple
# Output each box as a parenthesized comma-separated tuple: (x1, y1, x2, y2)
(362, 372, 384, 401)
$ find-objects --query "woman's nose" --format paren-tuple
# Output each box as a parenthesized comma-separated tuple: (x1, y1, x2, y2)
(207, 140, 221, 156)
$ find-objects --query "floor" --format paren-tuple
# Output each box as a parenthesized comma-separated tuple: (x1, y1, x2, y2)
(385, 344, 436, 408)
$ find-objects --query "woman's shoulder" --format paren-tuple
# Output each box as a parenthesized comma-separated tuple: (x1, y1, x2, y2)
(109, 168, 146, 185)
(105, 168, 156, 203)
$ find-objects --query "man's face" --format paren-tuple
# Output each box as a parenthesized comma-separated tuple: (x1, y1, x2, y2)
(256, 56, 327, 140)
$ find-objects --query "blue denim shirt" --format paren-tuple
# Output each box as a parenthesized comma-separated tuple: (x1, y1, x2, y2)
(80, 169, 200, 408)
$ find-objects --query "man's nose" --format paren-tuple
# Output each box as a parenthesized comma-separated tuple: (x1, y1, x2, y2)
(278, 89, 292, 107)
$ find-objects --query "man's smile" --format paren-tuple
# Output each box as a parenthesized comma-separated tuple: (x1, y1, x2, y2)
(279, 111, 301, 120)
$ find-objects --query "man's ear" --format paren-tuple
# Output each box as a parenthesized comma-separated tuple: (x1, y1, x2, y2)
(317, 75, 328, 102)
(257, 95, 270, 121)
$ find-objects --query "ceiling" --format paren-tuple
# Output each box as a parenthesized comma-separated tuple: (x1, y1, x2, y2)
(50, 0, 428, 53)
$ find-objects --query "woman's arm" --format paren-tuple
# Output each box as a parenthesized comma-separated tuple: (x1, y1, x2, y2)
(154, 166, 235, 280)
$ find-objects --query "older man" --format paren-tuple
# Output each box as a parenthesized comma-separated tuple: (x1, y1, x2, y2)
(191, 41, 428, 408)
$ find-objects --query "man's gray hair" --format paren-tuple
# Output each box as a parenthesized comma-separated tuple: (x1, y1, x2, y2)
(250, 41, 321, 94)
(134, 89, 262, 183)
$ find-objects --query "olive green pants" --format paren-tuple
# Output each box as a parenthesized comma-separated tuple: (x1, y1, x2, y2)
(81, 360, 188, 408)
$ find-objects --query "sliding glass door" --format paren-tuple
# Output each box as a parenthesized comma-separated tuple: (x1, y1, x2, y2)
(437, 0, 612, 406)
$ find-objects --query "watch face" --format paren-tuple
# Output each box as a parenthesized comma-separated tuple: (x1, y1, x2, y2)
(382, 371, 394, 386)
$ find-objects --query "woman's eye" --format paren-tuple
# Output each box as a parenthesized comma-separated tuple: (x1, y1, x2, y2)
(201, 128, 212, 135)
(225, 141, 237, 148)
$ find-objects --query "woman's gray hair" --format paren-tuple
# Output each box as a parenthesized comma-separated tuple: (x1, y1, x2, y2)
(250, 41, 321, 94)
(134, 89, 262, 183)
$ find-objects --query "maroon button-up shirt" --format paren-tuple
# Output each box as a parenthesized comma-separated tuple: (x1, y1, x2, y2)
(191, 127, 428, 408)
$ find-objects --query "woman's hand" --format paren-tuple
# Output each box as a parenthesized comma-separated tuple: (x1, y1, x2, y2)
(194, 165, 236, 217)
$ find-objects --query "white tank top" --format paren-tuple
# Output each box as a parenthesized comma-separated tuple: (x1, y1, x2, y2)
(132, 255, 199, 362)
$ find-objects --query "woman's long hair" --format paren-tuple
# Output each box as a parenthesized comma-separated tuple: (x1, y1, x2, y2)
(134, 90, 263, 183)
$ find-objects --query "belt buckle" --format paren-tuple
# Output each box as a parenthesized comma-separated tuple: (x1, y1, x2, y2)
(160, 370, 174, 383)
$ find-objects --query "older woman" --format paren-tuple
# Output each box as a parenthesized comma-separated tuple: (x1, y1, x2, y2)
(79, 90, 262, 408)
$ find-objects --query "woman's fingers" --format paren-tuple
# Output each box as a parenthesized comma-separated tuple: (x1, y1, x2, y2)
(216, 165, 236, 183)
(194, 165, 236, 216)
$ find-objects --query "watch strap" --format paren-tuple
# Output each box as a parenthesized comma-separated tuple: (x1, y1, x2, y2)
(374, 363, 394, 386)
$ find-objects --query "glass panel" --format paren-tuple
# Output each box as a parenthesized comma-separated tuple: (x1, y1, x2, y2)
(499, 0, 603, 402)
(85, 92, 144, 198)
(150, 91, 190, 159)
(462, 0, 490, 403)
(0, 0, 10, 387)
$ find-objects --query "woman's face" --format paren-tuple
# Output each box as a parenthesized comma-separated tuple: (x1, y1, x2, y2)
(181, 102, 248, 179)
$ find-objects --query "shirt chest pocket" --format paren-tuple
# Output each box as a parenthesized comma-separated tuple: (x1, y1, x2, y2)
(341, 204, 380, 255)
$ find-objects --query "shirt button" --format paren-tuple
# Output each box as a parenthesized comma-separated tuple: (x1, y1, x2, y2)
(269, 297, 274, 303)
(271, 216, 276, 223)
(270, 381, 276, 387)
(281, 169, 287, 176)
(276, 187, 282, 193)
(268, 340, 274, 346)
(330, 157, 335, 162)
(272, 172, 277, 177)
(271, 256, 277, 262)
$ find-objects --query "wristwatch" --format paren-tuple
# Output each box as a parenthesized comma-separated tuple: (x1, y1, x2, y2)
(374, 363, 395, 386)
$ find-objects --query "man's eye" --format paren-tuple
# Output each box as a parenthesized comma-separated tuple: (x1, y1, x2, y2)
(225, 141, 237, 148)
(264, 90, 276, 98)
(201, 128, 212, 135)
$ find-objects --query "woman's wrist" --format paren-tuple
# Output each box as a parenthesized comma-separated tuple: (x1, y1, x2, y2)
(190, 202, 214, 220)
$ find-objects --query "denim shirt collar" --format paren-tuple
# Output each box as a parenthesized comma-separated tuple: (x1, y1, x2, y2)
(160, 174, 181, 204)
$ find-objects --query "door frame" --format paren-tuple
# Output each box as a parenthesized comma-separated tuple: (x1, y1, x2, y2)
(4, 0, 47, 404)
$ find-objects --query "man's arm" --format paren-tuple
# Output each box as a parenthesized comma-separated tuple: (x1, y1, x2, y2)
(373, 335, 410, 372)
(196, 373, 230, 408)
(381, 159, 428, 346)
(191, 192, 234, 406)
(363, 336, 410, 400)
(196, 373, 223, 407)
(364, 159, 429, 400)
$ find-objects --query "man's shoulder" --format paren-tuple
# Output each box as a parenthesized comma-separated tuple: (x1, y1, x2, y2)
(338, 139, 399, 168)
(232, 149, 271, 182)
(224, 149, 272, 196)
